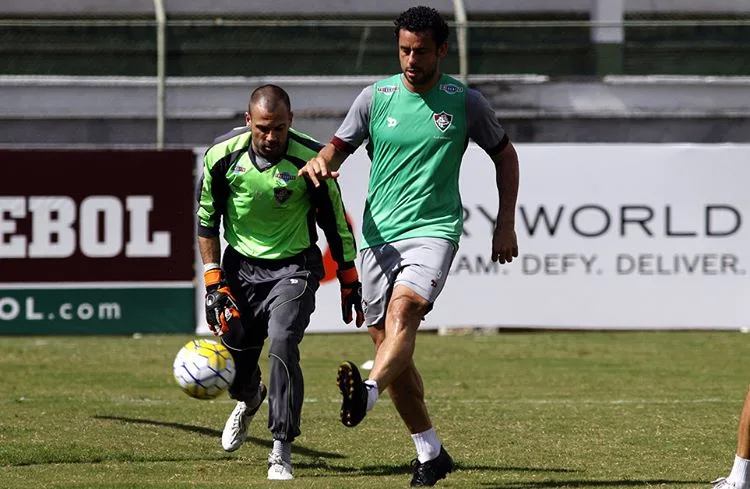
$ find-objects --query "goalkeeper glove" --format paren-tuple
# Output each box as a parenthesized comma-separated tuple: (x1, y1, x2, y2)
(337, 267, 364, 327)
(204, 267, 240, 336)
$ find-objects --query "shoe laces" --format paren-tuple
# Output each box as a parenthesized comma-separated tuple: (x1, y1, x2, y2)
(410, 457, 429, 480)
(229, 402, 248, 431)
(268, 452, 291, 468)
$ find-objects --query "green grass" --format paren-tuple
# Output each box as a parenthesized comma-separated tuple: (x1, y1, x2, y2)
(1, 330, 749, 488)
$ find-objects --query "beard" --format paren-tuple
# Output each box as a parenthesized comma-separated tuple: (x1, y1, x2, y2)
(255, 142, 284, 162)
(404, 66, 436, 87)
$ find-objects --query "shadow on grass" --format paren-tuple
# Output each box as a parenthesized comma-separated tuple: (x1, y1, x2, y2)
(481, 480, 706, 488)
(92, 415, 344, 459)
(295, 461, 579, 478)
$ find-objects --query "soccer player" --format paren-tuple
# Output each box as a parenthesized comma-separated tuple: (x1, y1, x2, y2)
(713, 386, 750, 488)
(297, 6, 519, 487)
(196, 84, 364, 481)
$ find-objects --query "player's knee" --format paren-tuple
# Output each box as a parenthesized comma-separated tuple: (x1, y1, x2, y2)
(388, 294, 429, 323)
(267, 335, 300, 363)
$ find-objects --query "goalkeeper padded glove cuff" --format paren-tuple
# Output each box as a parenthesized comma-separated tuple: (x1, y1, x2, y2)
(337, 267, 364, 327)
(203, 268, 239, 336)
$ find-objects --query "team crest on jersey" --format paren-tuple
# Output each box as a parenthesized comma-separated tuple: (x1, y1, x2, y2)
(233, 165, 247, 174)
(377, 85, 399, 94)
(274, 187, 292, 203)
(439, 84, 464, 94)
(275, 171, 295, 182)
(433, 111, 453, 132)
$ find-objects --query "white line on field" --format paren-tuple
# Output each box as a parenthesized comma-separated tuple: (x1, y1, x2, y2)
(108, 397, 733, 406)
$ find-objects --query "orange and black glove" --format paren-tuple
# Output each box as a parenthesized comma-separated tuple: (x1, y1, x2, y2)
(204, 268, 240, 336)
(337, 266, 364, 327)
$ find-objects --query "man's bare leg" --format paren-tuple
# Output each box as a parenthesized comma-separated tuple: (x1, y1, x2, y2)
(368, 285, 429, 390)
(368, 325, 431, 433)
(714, 386, 750, 488)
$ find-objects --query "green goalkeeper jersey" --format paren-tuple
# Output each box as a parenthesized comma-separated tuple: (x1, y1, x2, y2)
(331, 73, 507, 249)
(197, 127, 357, 266)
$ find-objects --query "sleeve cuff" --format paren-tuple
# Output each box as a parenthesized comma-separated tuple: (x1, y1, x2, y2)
(336, 265, 359, 284)
(331, 136, 357, 155)
(197, 225, 220, 238)
(486, 134, 510, 157)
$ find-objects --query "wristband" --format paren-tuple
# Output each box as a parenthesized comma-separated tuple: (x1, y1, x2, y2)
(337, 267, 359, 284)
(204, 268, 222, 287)
(203, 262, 220, 273)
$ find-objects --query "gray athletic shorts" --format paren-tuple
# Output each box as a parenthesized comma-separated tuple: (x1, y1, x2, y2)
(359, 237, 457, 327)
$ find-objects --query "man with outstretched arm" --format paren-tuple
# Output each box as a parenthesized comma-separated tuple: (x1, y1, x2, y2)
(298, 6, 519, 487)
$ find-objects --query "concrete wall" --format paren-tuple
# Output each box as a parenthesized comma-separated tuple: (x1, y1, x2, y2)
(2, 75, 749, 148)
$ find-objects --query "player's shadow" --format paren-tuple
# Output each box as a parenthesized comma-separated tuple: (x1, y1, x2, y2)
(304, 462, 579, 478)
(93, 415, 344, 459)
(480, 479, 706, 488)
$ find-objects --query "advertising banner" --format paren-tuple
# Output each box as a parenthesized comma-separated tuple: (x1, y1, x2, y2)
(194, 144, 750, 333)
(0, 150, 196, 334)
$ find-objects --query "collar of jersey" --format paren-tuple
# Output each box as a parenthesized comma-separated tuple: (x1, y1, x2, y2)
(247, 143, 288, 172)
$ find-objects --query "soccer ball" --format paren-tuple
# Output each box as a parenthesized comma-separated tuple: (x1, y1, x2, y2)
(172, 339, 236, 400)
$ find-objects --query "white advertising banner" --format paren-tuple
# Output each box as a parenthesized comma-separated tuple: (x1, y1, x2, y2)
(196, 144, 750, 333)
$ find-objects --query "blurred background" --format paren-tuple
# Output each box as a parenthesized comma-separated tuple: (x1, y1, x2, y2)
(2, 0, 750, 148)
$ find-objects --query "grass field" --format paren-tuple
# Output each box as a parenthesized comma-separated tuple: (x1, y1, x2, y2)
(2, 330, 749, 489)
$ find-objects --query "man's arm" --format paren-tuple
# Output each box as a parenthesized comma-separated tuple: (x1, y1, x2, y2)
(299, 143, 350, 187)
(298, 85, 372, 187)
(198, 236, 222, 268)
(307, 169, 364, 327)
(196, 152, 224, 267)
(490, 141, 520, 264)
(465, 88, 519, 264)
(311, 179, 357, 269)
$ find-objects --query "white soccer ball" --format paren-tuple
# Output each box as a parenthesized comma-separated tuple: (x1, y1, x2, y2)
(172, 339, 236, 400)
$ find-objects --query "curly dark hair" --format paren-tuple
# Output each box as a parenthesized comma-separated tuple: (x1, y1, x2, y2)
(393, 6, 449, 47)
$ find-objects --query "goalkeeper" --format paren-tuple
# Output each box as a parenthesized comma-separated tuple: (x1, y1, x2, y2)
(196, 84, 363, 481)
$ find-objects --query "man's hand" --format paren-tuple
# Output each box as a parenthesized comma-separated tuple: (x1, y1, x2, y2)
(492, 225, 519, 264)
(298, 154, 340, 188)
(204, 268, 240, 336)
(337, 267, 364, 327)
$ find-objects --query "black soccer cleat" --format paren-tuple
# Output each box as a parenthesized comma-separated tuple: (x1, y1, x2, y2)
(336, 360, 367, 427)
(410, 446, 455, 487)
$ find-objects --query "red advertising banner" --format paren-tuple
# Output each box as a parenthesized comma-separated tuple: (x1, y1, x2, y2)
(0, 150, 195, 283)
(0, 150, 196, 334)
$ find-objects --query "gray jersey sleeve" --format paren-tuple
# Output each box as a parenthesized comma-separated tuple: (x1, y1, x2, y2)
(467, 88, 506, 154)
(333, 85, 373, 149)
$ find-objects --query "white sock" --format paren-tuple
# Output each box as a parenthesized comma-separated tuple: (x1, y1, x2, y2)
(364, 380, 378, 412)
(272, 439, 291, 463)
(729, 455, 750, 486)
(411, 428, 441, 463)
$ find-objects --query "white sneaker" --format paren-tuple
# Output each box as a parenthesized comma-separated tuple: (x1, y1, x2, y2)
(267, 453, 294, 480)
(221, 383, 267, 452)
(712, 478, 737, 489)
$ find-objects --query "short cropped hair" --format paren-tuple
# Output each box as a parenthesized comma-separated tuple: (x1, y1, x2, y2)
(248, 84, 291, 113)
(393, 6, 449, 47)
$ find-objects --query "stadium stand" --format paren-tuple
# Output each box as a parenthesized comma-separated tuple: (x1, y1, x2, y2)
(1, 0, 749, 146)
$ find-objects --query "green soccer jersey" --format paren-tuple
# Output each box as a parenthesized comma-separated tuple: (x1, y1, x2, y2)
(362, 74, 468, 248)
(332, 73, 506, 250)
(197, 127, 357, 266)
